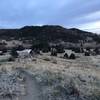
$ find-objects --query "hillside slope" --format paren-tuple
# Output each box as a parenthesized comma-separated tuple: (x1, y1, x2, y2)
(0, 25, 100, 43)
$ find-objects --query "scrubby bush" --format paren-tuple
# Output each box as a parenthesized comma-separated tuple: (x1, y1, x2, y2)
(12, 45, 25, 51)
(34, 49, 40, 54)
(69, 53, 76, 59)
(84, 51, 90, 56)
(0, 52, 3, 55)
(51, 49, 57, 56)
(10, 49, 18, 58)
(2, 48, 7, 53)
(71, 47, 84, 53)
(16, 45, 25, 51)
(86, 47, 91, 51)
(94, 48, 100, 55)
(63, 53, 68, 59)
(8, 57, 15, 62)
(56, 45, 65, 53)
(70, 47, 81, 53)
(42, 48, 50, 53)
(51, 52, 57, 56)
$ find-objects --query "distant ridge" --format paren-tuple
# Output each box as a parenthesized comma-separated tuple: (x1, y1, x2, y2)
(0, 25, 100, 43)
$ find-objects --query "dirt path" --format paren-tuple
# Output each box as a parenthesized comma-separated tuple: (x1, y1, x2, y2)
(17, 70, 43, 100)
(0, 69, 43, 100)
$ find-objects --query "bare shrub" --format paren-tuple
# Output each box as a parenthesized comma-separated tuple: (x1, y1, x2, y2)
(84, 51, 90, 56)
(69, 53, 76, 59)
(63, 53, 68, 59)
(10, 49, 18, 58)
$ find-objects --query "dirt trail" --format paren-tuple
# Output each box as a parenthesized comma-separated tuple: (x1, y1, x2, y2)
(0, 69, 43, 100)
(18, 70, 43, 100)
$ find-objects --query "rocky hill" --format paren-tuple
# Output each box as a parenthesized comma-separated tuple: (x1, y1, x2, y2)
(0, 25, 100, 43)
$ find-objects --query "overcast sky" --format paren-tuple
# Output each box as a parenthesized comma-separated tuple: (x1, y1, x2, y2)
(0, 0, 100, 33)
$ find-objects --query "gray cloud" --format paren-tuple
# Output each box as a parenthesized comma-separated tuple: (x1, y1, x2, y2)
(0, 0, 100, 33)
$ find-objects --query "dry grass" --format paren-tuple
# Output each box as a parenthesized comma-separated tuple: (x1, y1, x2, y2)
(0, 53, 100, 100)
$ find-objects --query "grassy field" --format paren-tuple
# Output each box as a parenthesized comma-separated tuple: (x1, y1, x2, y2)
(0, 52, 100, 100)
